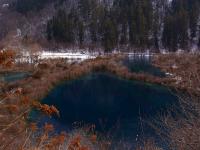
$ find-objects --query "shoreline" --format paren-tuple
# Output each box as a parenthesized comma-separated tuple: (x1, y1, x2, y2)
(6, 54, 172, 100)
(3, 52, 197, 99)
(1, 52, 199, 149)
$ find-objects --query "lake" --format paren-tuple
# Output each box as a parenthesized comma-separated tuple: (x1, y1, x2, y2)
(123, 54, 166, 77)
(31, 56, 177, 149)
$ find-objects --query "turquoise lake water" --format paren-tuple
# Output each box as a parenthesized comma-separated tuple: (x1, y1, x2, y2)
(0, 72, 29, 82)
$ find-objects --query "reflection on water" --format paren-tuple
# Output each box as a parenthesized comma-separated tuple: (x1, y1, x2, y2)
(32, 72, 177, 148)
(123, 54, 166, 77)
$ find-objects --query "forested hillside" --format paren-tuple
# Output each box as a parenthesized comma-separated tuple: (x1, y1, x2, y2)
(1, 0, 200, 52)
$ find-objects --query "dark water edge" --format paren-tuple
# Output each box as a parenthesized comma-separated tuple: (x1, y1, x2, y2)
(123, 55, 166, 77)
(0, 72, 30, 82)
(30, 72, 178, 149)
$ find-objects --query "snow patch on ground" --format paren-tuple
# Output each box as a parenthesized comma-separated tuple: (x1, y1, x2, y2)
(166, 72, 173, 76)
(16, 49, 155, 64)
(16, 50, 98, 63)
(2, 3, 9, 8)
(38, 51, 96, 60)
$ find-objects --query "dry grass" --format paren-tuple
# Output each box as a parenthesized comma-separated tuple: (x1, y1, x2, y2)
(5, 54, 171, 101)
(136, 139, 162, 150)
(0, 54, 127, 149)
(151, 53, 200, 150)
(1, 52, 200, 150)
(153, 53, 200, 96)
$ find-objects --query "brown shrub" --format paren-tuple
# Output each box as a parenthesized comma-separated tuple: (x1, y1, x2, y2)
(136, 139, 162, 150)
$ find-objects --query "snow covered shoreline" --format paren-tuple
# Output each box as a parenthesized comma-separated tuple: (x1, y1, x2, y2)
(16, 51, 98, 63)
(14, 48, 200, 64)
(38, 51, 97, 60)
(15, 50, 154, 63)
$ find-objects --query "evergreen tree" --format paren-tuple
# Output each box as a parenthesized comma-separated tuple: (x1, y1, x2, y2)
(198, 37, 200, 48)
(187, 0, 200, 39)
(44, 0, 199, 51)
(89, 4, 105, 43)
(77, 21, 84, 45)
(198, 33, 200, 48)
(15, 0, 51, 14)
(126, 0, 153, 48)
(101, 15, 118, 52)
(46, 9, 75, 43)
(162, 0, 189, 51)
(113, 0, 129, 44)
(162, 15, 177, 51)
(151, 0, 169, 51)
(47, 20, 53, 41)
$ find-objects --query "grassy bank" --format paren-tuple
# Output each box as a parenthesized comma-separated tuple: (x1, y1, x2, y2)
(151, 53, 200, 150)
(1, 52, 199, 149)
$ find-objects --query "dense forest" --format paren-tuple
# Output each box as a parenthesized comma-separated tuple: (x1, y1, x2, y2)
(7, 0, 200, 51)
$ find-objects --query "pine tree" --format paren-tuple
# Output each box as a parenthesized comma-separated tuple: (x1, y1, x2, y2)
(198, 34, 200, 48)
(46, 9, 76, 43)
(126, 0, 153, 48)
(188, 0, 200, 39)
(101, 16, 118, 52)
(162, 0, 189, 51)
(15, 0, 51, 14)
(47, 20, 53, 41)
(78, 21, 84, 45)
(44, 0, 199, 51)
(178, 8, 189, 49)
(113, 0, 128, 44)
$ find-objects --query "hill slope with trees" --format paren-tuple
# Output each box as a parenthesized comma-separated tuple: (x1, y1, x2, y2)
(0, 0, 200, 52)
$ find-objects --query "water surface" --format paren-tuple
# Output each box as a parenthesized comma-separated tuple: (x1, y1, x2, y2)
(34, 72, 177, 148)
(0, 72, 29, 82)
(123, 55, 165, 77)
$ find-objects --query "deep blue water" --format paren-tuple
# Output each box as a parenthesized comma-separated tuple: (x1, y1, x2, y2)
(32, 72, 177, 148)
(123, 55, 166, 77)
(29, 56, 177, 148)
